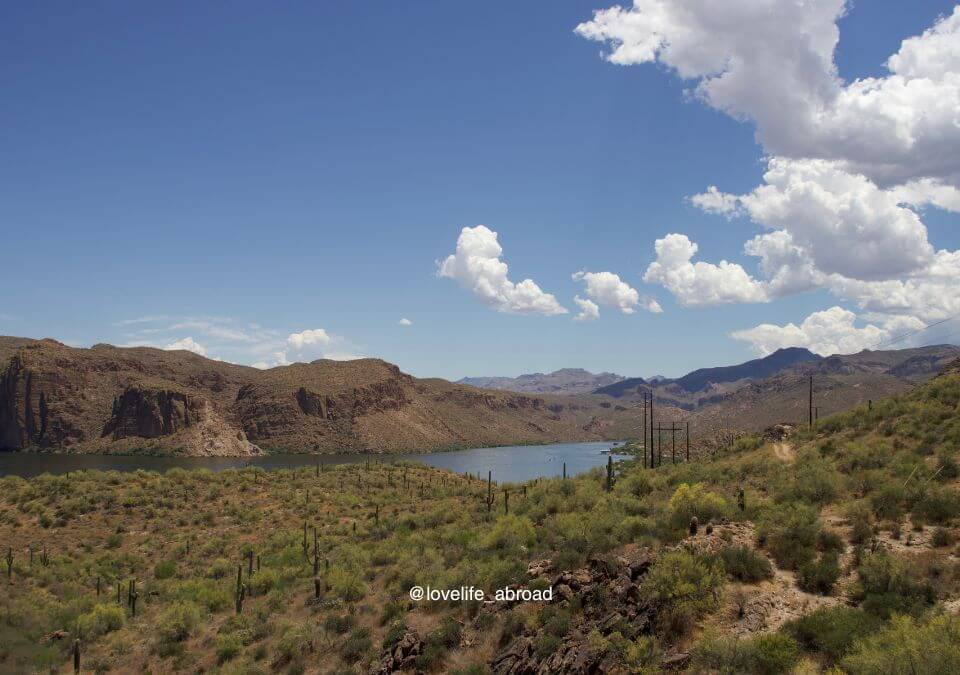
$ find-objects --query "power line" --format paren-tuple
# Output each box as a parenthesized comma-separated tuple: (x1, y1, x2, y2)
(877, 315, 957, 349)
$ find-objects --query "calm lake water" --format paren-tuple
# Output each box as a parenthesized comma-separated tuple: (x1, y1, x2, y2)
(0, 441, 624, 483)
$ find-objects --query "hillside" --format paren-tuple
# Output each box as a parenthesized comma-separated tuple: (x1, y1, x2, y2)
(458, 368, 625, 395)
(689, 344, 960, 436)
(0, 338, 606, 456)
(3, 351, 960, 672)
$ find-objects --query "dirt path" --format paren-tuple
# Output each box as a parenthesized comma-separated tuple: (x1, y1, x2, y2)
(772, 441, 796, 463)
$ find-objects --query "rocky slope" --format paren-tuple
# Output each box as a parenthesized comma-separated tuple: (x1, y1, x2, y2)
(0, 338, 605, 456)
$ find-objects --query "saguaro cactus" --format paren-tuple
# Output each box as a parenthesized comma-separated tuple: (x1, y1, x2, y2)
(235, 565, 245, 614)
(5, 547, 12, 579)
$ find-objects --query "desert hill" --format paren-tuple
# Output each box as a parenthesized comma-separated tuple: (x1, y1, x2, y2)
(0, 338, 606, 456)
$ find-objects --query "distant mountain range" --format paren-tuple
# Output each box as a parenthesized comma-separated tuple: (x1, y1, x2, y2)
(458, 368, 626, 395)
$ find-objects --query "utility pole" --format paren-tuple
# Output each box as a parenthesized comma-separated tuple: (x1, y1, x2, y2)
(686, 421, 690, 462)
(642, 394, 648, 469)
(650, 394, 655, 468)
(808, 375, 814, 427)
(671, 424, 676, 464)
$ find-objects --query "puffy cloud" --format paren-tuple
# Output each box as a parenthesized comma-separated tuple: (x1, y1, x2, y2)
(398, 318, 413, 326)
(891, 179, 960, 213)
(438, 225, 567, 315)
(572, 270, 653, 315)
(577, 2, 960, 186)
(163, 336, 207, 356)
(734, 158, 934, 281)
(689, 186, 741, 217)
(731, 306, 887, 356)
(573, 296, 600, 321)
(287, 328, 331, 350)
(643, 234, 769, 306)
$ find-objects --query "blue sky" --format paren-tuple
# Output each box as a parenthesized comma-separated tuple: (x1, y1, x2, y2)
(2, 1, 958, 379)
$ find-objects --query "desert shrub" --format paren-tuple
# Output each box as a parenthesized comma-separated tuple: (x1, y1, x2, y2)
(498, 610, 526, 647)
(854, 552, 935, 618)
(209, 558, 233, 579)
(157, 601, 201, 644)
(846, 501, 875, 545)
(933, 527, 956, 547)
(757, 502, 820, 570)
(276, 622, 314, 663)
(154, 559, 177, 579)
(667, 483, 730, 531)
(324, 613, 356, 634)
(775, 452, 841, 505)
(340, 627, 372, 662)
(936, 452, 960, 480)
(76, 603, 124, 638)
(173, 579, 231, 612)
(326, 567, 367, 602)
(692, 631, 799, 675)
(913, 486, 960, 524)
(797, 552, 840, 594)
(869, 482, 906, 521)
(816, 528, 845, 553)
(785, 606, 881, 662)
(481, 515, 536, 552)
(215, 633, 242, 663)
(719, 546, 773, 582)
(105, 533, 122, 549)
(247, 568, 279, 596)
(841, 614, 960, 674)
(642, 549, 724, 637)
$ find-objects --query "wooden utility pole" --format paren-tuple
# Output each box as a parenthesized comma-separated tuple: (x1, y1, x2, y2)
(642, 394, 648, 469)
(671, 425, 676, 464)
(650, 394, 655, 468)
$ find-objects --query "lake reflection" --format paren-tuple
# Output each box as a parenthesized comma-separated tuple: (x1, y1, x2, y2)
(0, 441, 624, 483)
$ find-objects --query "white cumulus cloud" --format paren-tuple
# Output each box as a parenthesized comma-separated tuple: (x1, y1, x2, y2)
(573, 296, 600, 322)
(398, 318, 413, 326)
(572, 270, 648, 315)
(577, 2, 960, 186)
(731, 306, 888, 357)
(643, 234, 769, 307)
(163, 336, 207, 356)
(438, 225, 567, 315)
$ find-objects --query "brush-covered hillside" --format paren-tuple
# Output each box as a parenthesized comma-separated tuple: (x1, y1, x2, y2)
(1, 363, 960, 673)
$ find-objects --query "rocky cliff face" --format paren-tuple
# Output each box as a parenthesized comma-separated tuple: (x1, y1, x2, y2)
(0, 338, 602, 455)
(102, 387, 204, 440)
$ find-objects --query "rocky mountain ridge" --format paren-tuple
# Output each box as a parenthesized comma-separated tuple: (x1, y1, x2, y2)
(0, 338, 605, 456)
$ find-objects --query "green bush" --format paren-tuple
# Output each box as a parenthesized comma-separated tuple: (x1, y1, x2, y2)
(154, 559, 177, 579)
(643, 549, 724, 637)
(797, 552, 840, 595)
(786, 606, 881, 662)
(667, 483, 730, 531)
(324, 613, 356, 634)
(692, 631, 800, 674)
(276, 622, 314, 663)
(215, 633, 242, 663)
(76, 603, 124, 638)
(914, 487, 960, 524)
(719, 546, 773, 582)
(842, 614, 960, 674)
(157, 601, 202, 644)
(854, 552, 935, 618)
(757, 502, 820, 570)
(340, 627, 372, 661)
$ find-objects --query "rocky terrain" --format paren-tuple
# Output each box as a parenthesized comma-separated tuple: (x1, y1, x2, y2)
(0, 338, 606, 456)
(458, 368, 626, 396)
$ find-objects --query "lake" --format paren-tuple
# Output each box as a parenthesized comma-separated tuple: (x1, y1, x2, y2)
(0, 441, 625, 483)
